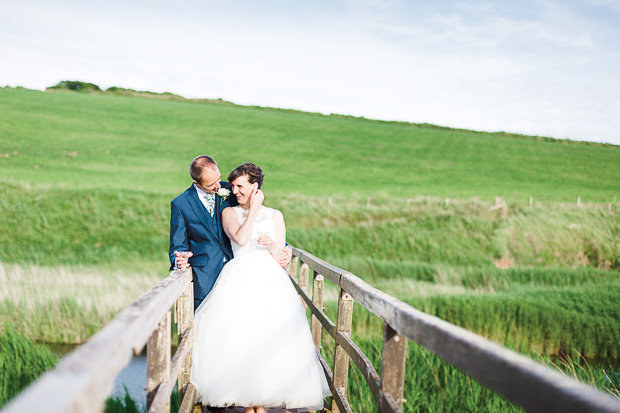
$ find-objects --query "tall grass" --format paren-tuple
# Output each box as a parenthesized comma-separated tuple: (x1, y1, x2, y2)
(0, 183, 169, 265)
(319, 334, 619, 412)
(104, 388, 178, 413)
(3, 182, 619, 272)
(0, 262, 161, 343)
(0, 326, 57, 407)
(407, 286, 620, 359)
(316, 299, 620, 412)
(494, 208, 620, 269)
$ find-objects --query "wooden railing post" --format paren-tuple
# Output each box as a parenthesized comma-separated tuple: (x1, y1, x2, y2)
(311, 274, 324, 350)
(381, 322, 407, 409)
(332, 289, 354, 413)
(298, 263, 309, 309)
(288, 255, 299, 280)
(147, 311, 171, 413)
(176, 281, 194, 403)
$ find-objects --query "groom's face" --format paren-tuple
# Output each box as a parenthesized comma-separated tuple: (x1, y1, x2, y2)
(194, 167, 221, 194)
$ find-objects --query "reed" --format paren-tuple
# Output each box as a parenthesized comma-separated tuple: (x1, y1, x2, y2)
(0, 326, 57, 406)
(0, 262, 162, 343)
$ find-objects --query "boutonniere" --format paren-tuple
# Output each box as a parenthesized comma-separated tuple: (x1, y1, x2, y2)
(217, 187, 231, 205)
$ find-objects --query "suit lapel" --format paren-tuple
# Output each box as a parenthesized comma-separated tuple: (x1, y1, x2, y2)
(187, 186, 219, 240)
(215, 194, 222, 238)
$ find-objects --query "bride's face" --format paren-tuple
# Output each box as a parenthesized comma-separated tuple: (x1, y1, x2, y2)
(231, 174, 258, 205)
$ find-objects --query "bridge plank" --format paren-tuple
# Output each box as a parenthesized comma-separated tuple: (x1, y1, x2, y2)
(148, 327, 193, 413)
(179, 383, 196, 413)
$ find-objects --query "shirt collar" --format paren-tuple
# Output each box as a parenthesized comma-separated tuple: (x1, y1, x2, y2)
(194, 184, 214, 198)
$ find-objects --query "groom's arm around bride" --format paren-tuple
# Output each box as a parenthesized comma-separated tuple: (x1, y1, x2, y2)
(168, 155, 291, 310)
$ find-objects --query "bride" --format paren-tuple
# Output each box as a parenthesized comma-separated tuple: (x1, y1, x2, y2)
(190, 162, 331, 413)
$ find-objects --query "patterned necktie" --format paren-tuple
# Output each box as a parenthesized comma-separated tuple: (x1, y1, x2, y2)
(205, 193, 215, 217)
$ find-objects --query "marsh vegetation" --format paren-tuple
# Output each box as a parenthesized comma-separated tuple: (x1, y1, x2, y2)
(1, 87, 618, 411)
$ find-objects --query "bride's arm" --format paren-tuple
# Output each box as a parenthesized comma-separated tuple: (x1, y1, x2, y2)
(269, 210, 286, 261)
(222, 190, 264, 246)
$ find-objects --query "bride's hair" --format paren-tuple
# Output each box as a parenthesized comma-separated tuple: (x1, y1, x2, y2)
(228, 163, 264, 188)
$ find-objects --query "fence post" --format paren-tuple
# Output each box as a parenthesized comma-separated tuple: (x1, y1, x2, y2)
(311, 274, 324, 350)
(529, 196, 533, 209)
(381, 322, 407, 409)
(332, 289, 354, 413)
(298, 263, 309, 309)
(288, 255, 299, 280)
(176, 281, 194, 403)
(147, 311, 171, 413)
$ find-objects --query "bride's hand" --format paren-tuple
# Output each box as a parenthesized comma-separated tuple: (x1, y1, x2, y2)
(257, 235, 277, 252)
(249, 189, 264, 211)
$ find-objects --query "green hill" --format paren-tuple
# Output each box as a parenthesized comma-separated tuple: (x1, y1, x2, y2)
(1, 87, 618, 201)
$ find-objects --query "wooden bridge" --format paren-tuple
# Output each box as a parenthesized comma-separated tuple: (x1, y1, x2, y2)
(3, 247, 620, 412)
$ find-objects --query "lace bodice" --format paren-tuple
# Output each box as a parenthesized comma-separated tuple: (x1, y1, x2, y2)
(231, 206, 276, 258)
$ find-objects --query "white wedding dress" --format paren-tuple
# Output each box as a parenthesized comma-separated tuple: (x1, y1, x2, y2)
(190, 206, 331, 410)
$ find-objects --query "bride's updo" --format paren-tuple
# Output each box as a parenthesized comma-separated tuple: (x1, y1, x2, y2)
(228, 162, 264, 188)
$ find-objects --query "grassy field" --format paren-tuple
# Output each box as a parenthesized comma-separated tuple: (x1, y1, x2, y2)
(1, 86, 619, 411)
(1, 87, 619, 201)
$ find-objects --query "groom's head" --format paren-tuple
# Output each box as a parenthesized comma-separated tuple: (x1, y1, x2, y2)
(190, 155, 221, 193)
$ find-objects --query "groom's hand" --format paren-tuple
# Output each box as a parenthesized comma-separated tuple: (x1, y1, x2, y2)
(278, 246, 292, 267)
(174, 251, 193, 269)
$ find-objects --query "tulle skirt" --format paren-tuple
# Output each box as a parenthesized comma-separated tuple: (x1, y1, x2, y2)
(190, 250, 331, 409)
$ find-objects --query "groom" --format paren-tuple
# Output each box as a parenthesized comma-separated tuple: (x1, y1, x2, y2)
(169, 155, 291, 310)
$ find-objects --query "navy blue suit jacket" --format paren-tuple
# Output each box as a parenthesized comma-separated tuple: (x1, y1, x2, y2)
(169, 182, 238, 309)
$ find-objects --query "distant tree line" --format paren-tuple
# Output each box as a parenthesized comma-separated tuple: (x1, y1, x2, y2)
(46, 80, 184, 98)
(47, 80, 102, 92)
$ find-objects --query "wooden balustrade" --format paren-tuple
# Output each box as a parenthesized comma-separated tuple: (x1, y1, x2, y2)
(1, 268, 196, 413)
(311, 274, 324, 350)
(286, 247, 620, 413)
(5, 247, 620, 413)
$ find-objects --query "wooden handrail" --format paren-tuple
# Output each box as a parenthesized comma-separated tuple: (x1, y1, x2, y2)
(288, 247, 620, 413)
(4, 246, 620, 413)
(1, 268, 196, 413)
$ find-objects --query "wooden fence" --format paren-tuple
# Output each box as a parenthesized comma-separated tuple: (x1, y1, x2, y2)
(1, 269, 197, 413)
(286, 247, 620, 413)
(3, 248, 620, 413)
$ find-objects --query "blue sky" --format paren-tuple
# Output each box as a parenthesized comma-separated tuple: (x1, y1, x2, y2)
(1, 0, 619, 144)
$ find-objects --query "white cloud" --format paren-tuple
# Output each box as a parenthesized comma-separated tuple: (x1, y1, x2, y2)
(1, 0, 619, 144)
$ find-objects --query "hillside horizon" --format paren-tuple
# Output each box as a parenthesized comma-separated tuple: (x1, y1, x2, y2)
(1, 85, 619, 202)
(4, 81, 617, 149)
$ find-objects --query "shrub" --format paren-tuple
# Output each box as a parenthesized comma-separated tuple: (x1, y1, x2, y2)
(47, 81, 102, 92)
